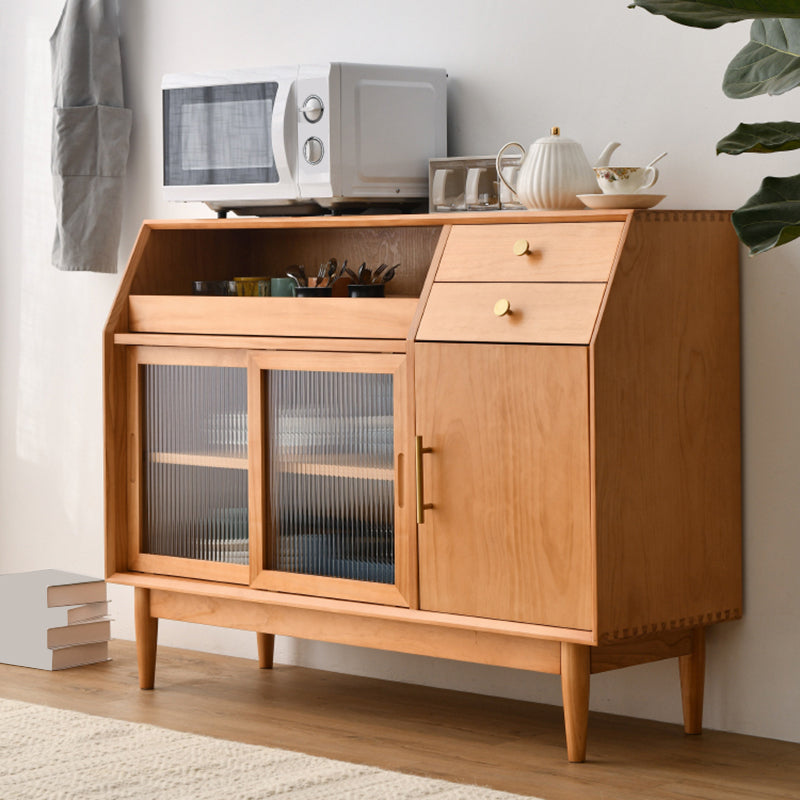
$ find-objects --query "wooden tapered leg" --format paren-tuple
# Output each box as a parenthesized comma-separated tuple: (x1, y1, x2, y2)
(561, 642, 591, 763)
(134, 587, 158, 690)
(679, 626, 706, 734)
(257, 633, 275, 669)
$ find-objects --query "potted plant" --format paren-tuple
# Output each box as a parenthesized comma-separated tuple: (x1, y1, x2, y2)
(631, 0, 800, 253)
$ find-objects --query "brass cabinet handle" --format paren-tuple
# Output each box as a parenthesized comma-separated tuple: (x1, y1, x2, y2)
(513, 238, 530, 256)
(415, 435, 433, 524)
(494, 298, 512, 317)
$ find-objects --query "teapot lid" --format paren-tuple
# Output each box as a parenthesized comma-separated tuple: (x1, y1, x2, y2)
(535, 126, 579, 145)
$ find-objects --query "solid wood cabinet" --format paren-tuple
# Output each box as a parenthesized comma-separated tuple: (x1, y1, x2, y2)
(104, 210, 742, 762)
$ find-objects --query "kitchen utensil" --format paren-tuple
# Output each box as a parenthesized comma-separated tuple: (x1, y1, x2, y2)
(286, 268, 304, 287)
(380, 264, 398, 283)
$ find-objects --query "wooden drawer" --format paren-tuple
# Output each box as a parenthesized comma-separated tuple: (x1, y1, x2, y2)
(416, 282, 606, 345)
(436, 222, 624, 282)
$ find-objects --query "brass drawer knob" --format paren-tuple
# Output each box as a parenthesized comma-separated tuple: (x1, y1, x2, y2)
(494, 298, 512, 317)
(513, 238, 530, 256)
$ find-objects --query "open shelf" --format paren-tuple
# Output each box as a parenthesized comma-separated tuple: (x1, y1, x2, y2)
(125, 221, 444, 299)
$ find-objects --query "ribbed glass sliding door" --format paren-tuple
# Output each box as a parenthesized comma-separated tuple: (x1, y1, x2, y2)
(140, 363, 249, 567)
(267, 370, 395, 584)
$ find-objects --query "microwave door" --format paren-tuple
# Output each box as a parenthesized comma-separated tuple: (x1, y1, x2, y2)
(162, 68, 301, 210)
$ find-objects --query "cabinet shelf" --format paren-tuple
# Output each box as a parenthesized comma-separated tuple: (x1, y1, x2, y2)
(148, 451, 248, 470)
(278, 461, 393, 481)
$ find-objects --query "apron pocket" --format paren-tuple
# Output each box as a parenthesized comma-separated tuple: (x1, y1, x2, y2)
(51, 104, 132, 177)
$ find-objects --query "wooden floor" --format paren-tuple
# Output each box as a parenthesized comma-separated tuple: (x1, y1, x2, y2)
(1, 639, 798, 800)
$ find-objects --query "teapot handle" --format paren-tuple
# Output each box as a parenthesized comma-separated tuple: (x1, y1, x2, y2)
(496, 142, 525, 195)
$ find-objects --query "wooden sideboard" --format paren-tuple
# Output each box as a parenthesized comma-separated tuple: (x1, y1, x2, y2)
(104, 209, 742, 762)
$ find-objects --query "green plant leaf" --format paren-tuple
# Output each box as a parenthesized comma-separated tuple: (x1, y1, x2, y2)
(723, 19, 800, 97)
(630, 0, 800, 29)
(731, 174, 800, 254)
(717, 121, 800, 154)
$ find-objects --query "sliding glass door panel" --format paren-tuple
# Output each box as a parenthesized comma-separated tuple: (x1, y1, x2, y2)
(128, 348, 250, 583)
(249, 350, 415, 607)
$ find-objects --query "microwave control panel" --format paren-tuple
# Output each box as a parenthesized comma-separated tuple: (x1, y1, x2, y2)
(296, 65, 336, 198)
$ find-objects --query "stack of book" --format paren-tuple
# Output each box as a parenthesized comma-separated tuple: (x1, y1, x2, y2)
(0, 570, 111, 670)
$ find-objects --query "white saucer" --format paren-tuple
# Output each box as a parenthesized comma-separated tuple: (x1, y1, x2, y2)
(578, 193, 666, 210)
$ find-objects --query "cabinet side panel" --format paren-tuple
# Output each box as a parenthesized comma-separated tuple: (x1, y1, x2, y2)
(593, 211, 742, 641)
(104, 345, 130, 575)
(104, 225, 154, 576)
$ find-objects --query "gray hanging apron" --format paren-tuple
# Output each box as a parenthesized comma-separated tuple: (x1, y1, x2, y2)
(50, 0, 131, 273)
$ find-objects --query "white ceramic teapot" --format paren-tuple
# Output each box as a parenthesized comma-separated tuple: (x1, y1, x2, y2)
(496, 128, 617, 210)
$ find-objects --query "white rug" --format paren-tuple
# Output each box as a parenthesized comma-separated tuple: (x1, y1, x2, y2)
(0, 698, 543, 800)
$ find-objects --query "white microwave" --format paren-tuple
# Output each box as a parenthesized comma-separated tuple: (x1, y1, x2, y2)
(162, 62, 447, 216)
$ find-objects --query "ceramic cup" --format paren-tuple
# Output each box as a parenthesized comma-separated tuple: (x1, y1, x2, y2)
(431, 167, 466, 211)
(269, 277, 295, 297)
(593, 165, 658, 195)
(498, 159, 524, 210)
(234, 276, 270, 296)
(192, 280, 236, 296)
(465, 167, 498, 211)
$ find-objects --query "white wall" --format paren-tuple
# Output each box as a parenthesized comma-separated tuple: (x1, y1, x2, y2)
(2, 0, 799, 744)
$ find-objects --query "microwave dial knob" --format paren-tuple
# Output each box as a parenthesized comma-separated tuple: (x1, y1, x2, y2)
(303, 136, 324, 165)
(301, 95, 324, 123)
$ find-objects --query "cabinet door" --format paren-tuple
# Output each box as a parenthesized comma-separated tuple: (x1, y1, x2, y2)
(249, 351, 416, 608)
(128, 347, 251, 584)
(415, 343, 593, 629)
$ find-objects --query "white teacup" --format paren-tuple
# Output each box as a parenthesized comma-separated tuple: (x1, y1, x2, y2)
(432, 167, 465, 211)
(594, 165, 658, 195)
(465, 167, 498, 210)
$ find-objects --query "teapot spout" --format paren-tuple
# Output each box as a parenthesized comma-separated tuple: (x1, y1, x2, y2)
(593, 141, 621, 168)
